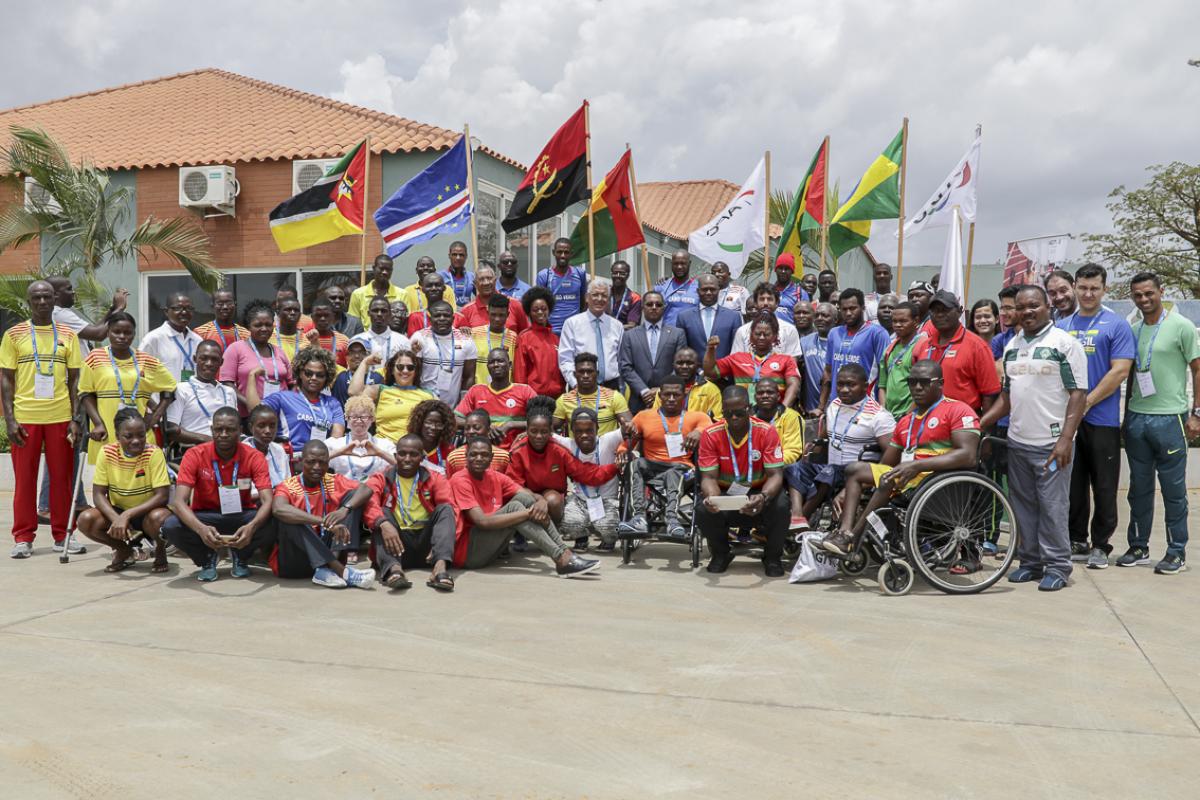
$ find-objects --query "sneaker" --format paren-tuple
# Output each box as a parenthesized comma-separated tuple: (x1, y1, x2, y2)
(9, 542, 32, 559)
(230, 552, 251, 579)
(820, 532, 854, 557)
(706, 552, 735, 574)
(574, 536, 589, 553)
(1007, 566, 1043, 583)
(789, 515, 810, 532)
(312, 566, 348, 588)
(982, 540, 999, 557)
(1154, 554, 1187, 575)
(344, 566, 376, 589)
(763, 560, 785, 578)
(52, 539, 87, 555)
(1038, 571, 1068, 591)
(197, 555, 219, 582)
(1086, 548, 1109, 570)
(665, 522, 688, 541)
(1069, 541, 1091, 562)
(556, 555, 600, 578)
(1116, 547, 1151, 568)
(510, 533, 528, 553)
(617, 515, 649, 536)
(596, 541, 616, 552)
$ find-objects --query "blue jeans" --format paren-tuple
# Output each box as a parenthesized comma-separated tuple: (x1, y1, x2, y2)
(1124, 412, 1189, 557)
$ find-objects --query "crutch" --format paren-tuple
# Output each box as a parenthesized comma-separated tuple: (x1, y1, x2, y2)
(58, 414, 90, 564)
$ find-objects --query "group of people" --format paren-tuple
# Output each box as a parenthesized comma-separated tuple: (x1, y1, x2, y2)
(3, 236, 1193, 594)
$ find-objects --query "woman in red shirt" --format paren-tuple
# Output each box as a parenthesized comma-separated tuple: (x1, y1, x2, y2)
(513, 286, 565, 398)
(407, 398, 455, 476)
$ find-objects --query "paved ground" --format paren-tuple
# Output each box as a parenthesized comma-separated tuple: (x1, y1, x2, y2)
(1, 491, 1198, 799)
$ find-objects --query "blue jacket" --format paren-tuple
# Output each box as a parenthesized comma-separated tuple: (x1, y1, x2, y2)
(677, 304, 742, 360)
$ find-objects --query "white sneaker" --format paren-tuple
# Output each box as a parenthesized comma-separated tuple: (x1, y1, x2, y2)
(10, 542, 32, 559)
(344, 567, 376, 589)
(312, 566, 348, 588)
(52, 539, 87, 555)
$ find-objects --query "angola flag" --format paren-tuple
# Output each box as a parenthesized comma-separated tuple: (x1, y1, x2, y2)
(568, 149, 644, 261)
(501, 103, 589, 233)
(775, 138, 827, 265)
(831, 128, 904, 224)
(269, 141, 366, 253)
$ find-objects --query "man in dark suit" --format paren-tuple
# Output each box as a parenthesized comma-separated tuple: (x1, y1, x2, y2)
(677, 273, 742, 360)
(618, 290, 686, 412)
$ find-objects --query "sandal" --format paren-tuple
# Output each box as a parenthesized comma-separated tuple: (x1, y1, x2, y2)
(151, 560, 170, 574)
(105, 558, 136, 573)
(949, 558, 981, 575)
(426, 571, 455, 592)
(384, 568, 412, 590)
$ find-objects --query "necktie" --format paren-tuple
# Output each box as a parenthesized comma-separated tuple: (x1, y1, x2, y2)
(702, 306, 714, 339)
(593, 317, 606, 382)
(648, 324, 659, 360)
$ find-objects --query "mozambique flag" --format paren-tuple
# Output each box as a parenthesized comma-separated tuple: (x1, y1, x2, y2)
(501, 103, 589, 233)
(568, 149, 645, 261)
(269, 141, 366, 253)
(775, 138, 827, 264)
(827, 127, 904, 257)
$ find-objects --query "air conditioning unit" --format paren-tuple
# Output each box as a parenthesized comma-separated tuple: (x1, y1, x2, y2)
(179, 165, 238, 215)
(24, 177, 61, 213)
(292, 159, 339, 195)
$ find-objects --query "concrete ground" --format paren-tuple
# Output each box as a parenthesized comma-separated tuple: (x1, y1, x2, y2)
(1, 492, 1198, 800)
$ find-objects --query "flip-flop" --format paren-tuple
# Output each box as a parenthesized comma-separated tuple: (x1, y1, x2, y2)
(426, 571, 455, 592)
(150, 561, 170, 574)
(105, 558, 136, 573)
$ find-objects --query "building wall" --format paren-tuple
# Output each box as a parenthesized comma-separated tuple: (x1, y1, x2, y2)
(0, 182, 42, 276)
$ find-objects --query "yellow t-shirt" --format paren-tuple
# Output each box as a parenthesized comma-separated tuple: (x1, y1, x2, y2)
(770, 406, 805, 464)
(392, 474, 430, 527)
(0, 322, 82, 424)
(553, 387, 629, 437)
(375, 385, 435, 442)
(79, 349, 177, 463)
(653, 379, 723, 420)
(400, 283, 457, 315)
(349, 283, 408, 325)
(93, 442, 171, 511)
(469, 326, 517, 384)
(272, 329, 306, 367)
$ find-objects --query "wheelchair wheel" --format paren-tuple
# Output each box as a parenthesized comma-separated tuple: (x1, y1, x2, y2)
(878, 560, 914, 595)
(840, 547, 869, 575)
(903, 472, 1017, 595)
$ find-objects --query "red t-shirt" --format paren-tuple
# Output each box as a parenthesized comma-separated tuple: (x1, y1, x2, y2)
(272, 472, 361, 514)
(890, 397, 980, 459)
(176, 441, 272, 512)
(314, 332, 350, 367)
(715, 351, 800, 398)
(507, 439, 620, 494)
(912, 325, 1000, 412)
(458, 296, 530, 333)
(697, 419, 784, 490)
(407, 310, 469, 337)
(445, 445, 510, 478)
(455, 382, 538, 449)
(448, 467, 523, 567)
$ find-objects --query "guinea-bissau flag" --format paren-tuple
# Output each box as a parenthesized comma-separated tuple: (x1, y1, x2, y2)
(501, 103, 589, 233)
(775, 138, 827, 267)
(828, 127, 904, 257)
(269, 140, 367, 253)
(568, 149, 645, 261)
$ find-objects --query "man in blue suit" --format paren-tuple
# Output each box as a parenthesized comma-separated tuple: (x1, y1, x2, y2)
(677, 274, 742, 360)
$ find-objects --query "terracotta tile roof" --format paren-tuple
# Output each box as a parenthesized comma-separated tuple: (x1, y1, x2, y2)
(0, 68, 521, 171)
(637, 179, 781, 242)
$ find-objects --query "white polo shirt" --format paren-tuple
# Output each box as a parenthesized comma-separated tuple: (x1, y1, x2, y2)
(167, 377, 237, 436)
(1001, 322, 1088, 447)
(140, 321, 204, 382)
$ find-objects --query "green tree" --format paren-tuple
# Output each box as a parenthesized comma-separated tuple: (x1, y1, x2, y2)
(1085, 161, 1200, 297)
(0, 126, 221, 317)
(744, 182, 840, 277)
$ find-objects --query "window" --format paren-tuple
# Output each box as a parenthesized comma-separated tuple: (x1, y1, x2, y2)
(475, 189, 502, 263)
(299, 269, 360, 311)
(143, 271, 296, 332)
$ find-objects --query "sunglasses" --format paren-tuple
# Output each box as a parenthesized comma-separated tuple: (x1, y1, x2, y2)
(302, 369, 327, 379)
(906, 377, 941, 388)
(395, 364, 417, 372)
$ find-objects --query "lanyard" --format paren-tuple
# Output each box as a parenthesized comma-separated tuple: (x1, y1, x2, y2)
(267, 445, 286, 483)
(212, 459, 239, 488)
(576, 389, 602, 414)
(548, 268, 574, 298)
(303, 393, 330, 429)
(839, 322, 869, 356)
(658, 410, 683, 435)
(426, 446, 444, 467)
(108, 347, 141, 407)
(830, 400, 865, 449)
(251, 343, 280, 383)
(300, 478, 328, 529)
(394, 472, 422, 526)
(171, 332, 195, 370)
(486, 328, 505, 354)
(573, 442, 601, 498)
(725, 427, 751, 484)
(886, 336, 917, 374)
(375, 331, 394, 365)
(433, 332, 457, 373)
(320, 334, 340, 360)
(1135, 311, 1167, 372)
(215, 325, 234, 349)
(751, 352, 770, 383)
(30, 323, 59, 376)
(189, 379, 231, 419)
(664, 277, 694, 300)
(927, 328, 959, 364)
(344, 435, 378, 481)
(449, 272, 469, 302)
(904, 398, 944, 454)
(611, 288, 629, 318)
(276, 330, 301, 356)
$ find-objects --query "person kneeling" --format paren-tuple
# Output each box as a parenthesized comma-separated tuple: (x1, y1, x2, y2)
(271, 440, 378, 589)
(696, 386, 790, 577)
(76, 408, 173, 573)
(449, 437, 599, 577)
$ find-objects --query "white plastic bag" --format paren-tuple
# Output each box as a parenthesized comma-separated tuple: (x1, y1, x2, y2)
(789, 532, 838, 583)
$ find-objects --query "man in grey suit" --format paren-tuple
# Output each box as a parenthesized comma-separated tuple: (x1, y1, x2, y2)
(619, 290, 687, 412)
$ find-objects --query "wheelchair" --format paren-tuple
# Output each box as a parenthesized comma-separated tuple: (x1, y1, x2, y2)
(813, 437, 1018, 596)
(615, 459, 703, 567)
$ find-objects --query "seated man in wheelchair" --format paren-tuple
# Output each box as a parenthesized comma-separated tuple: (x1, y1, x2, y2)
(814, 359, 980, 565)
(618, 376, 711, 540)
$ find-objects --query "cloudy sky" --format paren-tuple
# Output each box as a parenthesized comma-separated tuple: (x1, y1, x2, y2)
(3, 0, 1198, 265)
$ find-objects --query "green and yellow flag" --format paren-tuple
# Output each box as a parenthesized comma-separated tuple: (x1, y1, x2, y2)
(775, 138, 827, 265)
(269, 141, 366, 253)
(828, 127, 904, 257)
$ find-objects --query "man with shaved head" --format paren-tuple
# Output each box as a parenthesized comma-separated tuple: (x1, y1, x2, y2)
(655, 249, 699, 327)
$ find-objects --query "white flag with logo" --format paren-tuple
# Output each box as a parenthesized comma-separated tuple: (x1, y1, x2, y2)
(902, 132, 981, 238)
(939, 207, 965, 306)
(688, 158, 766, 278)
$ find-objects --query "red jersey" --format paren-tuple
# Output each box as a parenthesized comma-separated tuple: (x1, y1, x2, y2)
(507, 438, 619, 494)
(176, 441, 271, 512)
(193, 321, 250, 353)
(445, 444, 510, 478)
(272, 472, 362, 515)
(448, 467, 523, 567)
(313, 331, 350, 367)
(715, 351, 800, 400)
(407, 310, 469, 338)
(363, 466, 454, 530)
(458, 296, 530, 333)
(455, 382, 538, 449)
(912, 325, 1000, 413)
(697, 419, 784, 490)
(890, 398, 980, 459)
(513, 325, 565, 398)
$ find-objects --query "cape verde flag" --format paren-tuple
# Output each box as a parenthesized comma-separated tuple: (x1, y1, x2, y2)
(374, 136, 472, 257)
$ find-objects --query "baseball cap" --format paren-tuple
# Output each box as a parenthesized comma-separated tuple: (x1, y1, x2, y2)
(907, 280, 935, 294)
(929, 289, 961, 309)
(348, 333, 372, 351)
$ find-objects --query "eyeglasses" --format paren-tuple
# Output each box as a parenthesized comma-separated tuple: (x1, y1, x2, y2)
(395, 364, 417, 372)
(347, 414, 373, 422)
(168, 305, 193, 312)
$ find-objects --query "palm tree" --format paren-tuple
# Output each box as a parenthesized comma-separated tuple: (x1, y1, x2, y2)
(743, 182, 841, 277)
(0, 126, 221, 318)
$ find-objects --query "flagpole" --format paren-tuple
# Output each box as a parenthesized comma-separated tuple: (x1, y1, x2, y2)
(359, 135, 372, 287)
(964, 123, 981, 304)
(584, 100, 596, 279)
(820, 135, 830, 276)
(463, 125, 481, 271)
(762, 149, 771, 282)
(625, 142, 652, 292)
(895, 117, 909, 289)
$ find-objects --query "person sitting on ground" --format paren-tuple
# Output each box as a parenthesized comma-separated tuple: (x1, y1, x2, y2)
(243, 404, 292, 487)
(696, 385, 789, 577)
(705, 312, 801, 406)
(552, 351, 632, 438)
(75, 408, 172, 574)
(814, 360, 979, 566)
(270, 440, 378, 589)
(653, 347, 722, 419)
(448, 436, 600, 577)
(446, 409, 511, 477)
(554, 407, 627, 551)
(366, 433, 458, 591)
(166, 339, 237, 449)
(619, 376, 710, 541)
(324, 394, 396, 563)
(349, 349, 435, 443)
(455, 348, 536, 449)
(408, 398, 456, 475)
(161, 406, 277, 582)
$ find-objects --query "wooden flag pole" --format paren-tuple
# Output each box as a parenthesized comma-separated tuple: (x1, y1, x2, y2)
(625, 142, 652, 291)
(584, 101, 596, 279)
(895, 117, 909, 289)
(359, 135, 372, 286)
(762, 149, 771, 282)
(820, 135, 830, 276)
(463, 125, 481, 270)
(964, 221, 976, 303)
